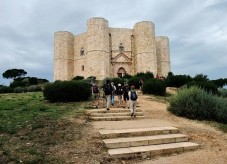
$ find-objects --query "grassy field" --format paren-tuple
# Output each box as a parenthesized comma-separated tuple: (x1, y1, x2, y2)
(0, 92, 90, 163)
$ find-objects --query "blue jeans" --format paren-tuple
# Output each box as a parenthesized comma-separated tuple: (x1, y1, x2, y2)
(111, 95, 115, 105)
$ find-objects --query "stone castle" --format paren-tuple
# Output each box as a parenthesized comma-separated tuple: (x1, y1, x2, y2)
(54, 17, 170, 81)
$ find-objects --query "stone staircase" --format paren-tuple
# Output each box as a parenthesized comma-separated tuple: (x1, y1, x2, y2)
(87, 108, 145, 121)
(99, 126, 199, 159)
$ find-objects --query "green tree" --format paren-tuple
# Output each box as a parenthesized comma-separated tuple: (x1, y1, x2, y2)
(2, 69, 27, 80)
(193, 73, 209, 82)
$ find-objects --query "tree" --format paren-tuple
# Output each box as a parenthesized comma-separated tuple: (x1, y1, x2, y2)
(2, 69, 27, 80)
(193, 73, 209, 82)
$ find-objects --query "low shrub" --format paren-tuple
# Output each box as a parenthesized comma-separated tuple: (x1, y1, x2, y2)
(111, 77, 125, 86)
(165, 74, 192, 88)
(27, 85, 42, 92)
(43, 80, 91, 102)
(187, 81, 218, 94)
(13, 87, 27, 93)
(214, 98, 227, 124)
(135, 72, 154, 80)
(142, 79, 166, 96)
(0, 86, 12, 93)
(72, 76, 84, 81)
(128, 77, 140, 89)
(168, 86, 227, 124)
(218, 88, 227, 98)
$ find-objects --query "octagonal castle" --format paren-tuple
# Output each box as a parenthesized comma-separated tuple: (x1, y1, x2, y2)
(54, 17, 170, 81)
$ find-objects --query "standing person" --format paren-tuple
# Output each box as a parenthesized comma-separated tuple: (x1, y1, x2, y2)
(122, 82, 129, 108)
(139, 79, 144, 91)
(128, 85, 138, 117)
(116, 83, 123, 107)
(91, 82, 100, 108)
(111, 82, 116, 106)
(103, 80, 113, 111)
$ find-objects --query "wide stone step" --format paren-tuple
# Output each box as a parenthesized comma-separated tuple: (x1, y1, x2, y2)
(108, 142, 199, 159)
(103, 134, 188, 148)
(87, 108, 142, 113)
(90, 112, 144, 117)
(99, 127, 179, 139)
(90, 116, 145, 121)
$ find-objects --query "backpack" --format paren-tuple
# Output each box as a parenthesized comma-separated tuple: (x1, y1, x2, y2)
(130, 91, 137, 101)
(116, 86, 123, 95)
(92, 85, 99, 93)
(104, 84, 112, 95)
(123, 85, 129, 93)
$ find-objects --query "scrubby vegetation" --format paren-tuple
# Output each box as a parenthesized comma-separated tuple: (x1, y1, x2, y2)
(168, 86, 227, 124)
(43, 80, 91, 102)
(142, 79, 166, 96)
(187, 81, 218, 94)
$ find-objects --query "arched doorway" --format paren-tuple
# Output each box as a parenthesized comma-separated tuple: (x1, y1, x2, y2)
(117, 67, 126, 77)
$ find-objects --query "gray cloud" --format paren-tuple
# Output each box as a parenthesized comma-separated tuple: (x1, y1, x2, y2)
(1, 0, 227, 85)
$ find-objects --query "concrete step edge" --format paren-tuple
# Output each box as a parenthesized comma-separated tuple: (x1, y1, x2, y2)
(87, 108, 142, 113)
(90, 116, 145, 121)
(108, 142, 199, 159)
(99, 127, 179, 139)
(90, 112, 144, 116)
(103, 134, 188, 148)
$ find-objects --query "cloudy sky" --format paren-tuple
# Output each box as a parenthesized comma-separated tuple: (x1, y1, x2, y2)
(1, 0, 227, 85)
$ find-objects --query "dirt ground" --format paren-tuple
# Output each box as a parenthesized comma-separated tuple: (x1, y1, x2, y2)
(1, 91, 226, 164)
(90, 92, 227, 164)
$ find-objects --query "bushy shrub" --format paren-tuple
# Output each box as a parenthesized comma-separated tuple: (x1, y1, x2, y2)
(168, 87, 216, 120)
(135, 72, 154, 80)
(27, 85, 42, 92)
(142, 79, 166, 96)
(123, 73, 132, 79)
(128, 77, 140, 89)
(214, 98, 227, 124)
(86, 76, 96, 83)
(168, 86, 227, 124)
(218, 88, 227, 98)
(187, 81, 218, 94)
(43, 80, 91, 102)
(13, 87, 27, 93)
(165, 74, 192, 88)
(111, 77, 125, 86)
(72, 76, 84, 81)
(0, 86, 12, 93)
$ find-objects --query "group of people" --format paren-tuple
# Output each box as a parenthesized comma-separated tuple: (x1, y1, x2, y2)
(91, 80, 138, 118)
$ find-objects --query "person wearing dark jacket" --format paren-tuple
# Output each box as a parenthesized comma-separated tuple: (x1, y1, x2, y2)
(103, 80, 113, 111)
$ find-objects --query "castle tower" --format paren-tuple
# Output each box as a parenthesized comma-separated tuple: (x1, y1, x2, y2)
(86, 17, 110, 79)
(133, 21, 157, 75)
(155, 36, 170, 77)
(54, 31, 74, 80)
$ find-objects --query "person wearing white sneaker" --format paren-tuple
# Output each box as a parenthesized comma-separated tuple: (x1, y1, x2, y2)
(128, 85, 138, 118)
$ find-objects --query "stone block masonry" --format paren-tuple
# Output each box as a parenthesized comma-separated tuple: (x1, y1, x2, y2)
(54, 17, 171, 81)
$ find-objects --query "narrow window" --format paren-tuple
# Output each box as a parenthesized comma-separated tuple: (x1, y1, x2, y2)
(80, 48, 84, 56)
(82, 65, 84, 71)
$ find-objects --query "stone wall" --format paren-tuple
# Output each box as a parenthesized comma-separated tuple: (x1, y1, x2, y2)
(54, 17, 171, 81)
(155, 36, 170, 77)
(133, 21, 157, 75)
(54, 31, 74, 80)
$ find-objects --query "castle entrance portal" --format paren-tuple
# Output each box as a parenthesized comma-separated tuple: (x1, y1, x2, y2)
(117, 67, 126, 77)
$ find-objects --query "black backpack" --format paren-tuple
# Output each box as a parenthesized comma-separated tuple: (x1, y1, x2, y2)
(104, 84, 112, 95)
(92, 85, 99, 93)
(116, 86, 123, 95)
(130, 91, 137, 101)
